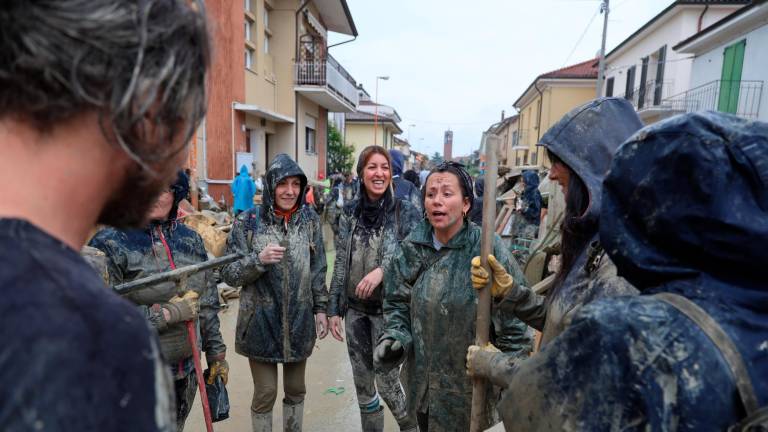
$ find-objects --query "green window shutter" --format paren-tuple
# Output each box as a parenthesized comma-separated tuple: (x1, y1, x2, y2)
(718, 39, 746, 114)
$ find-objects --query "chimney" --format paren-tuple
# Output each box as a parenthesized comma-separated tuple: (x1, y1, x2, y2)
(501, 110, 505, 121)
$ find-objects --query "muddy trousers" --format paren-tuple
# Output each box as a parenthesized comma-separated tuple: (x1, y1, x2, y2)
(345, 308, 417, 431)
(174, 371, 197, 432)
(249, 359, 306, 432)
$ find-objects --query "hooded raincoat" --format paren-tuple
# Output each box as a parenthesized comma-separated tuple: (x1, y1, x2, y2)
(505, 97, 641, 346)
(389, 149, 422, 212)
(520, 170, 542, 226)
(221, 154, 327, 363)
(231, 165, 256, 213)
(382, 219, 531, 431)
(482, 111, 768, 431)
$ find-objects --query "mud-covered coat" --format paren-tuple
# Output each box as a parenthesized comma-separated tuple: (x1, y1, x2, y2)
(327, 192, 421, 317)
(520, 170, 542, 226)
(382, 220, 530, 431)
(89, 223, 225, 364)
(506, 98, 641, 346)
(221, 154, 327, 363)
(487, 112, 768, 431)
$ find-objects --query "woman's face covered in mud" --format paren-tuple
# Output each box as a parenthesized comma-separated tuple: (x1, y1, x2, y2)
(425, 172, 470, 240)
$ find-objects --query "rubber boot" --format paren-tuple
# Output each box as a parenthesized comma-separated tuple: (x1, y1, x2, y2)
(251, 409, 272, 432)
(399, 425, 419, 432)
(361, 406, 385, 432)
(283, 400, 304, 432)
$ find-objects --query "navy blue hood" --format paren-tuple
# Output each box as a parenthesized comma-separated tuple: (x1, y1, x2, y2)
(474, 177, 485, 197)
(262, 154, 307, 211)
(601, 111, 768, 308)
(389, 149, 405, 176)
(539, 97, 643, 227)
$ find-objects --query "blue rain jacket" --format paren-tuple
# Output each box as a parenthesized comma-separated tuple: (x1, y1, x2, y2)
(231, 165, 256, 213)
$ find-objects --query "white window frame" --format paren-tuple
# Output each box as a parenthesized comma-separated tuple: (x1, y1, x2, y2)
(245, 21, 251, 41)
(244, 0, 251, 12)
(245, 48, 253, 69)
(305, 127, 316, 154)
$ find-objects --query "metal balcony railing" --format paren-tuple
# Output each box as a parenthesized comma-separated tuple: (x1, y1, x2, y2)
(295, 54, 359, 108)
(661, 80, 763, 119)
(619, 80, 675, 111)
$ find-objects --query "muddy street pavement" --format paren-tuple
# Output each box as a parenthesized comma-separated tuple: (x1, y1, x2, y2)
(186, 250, 399, 432)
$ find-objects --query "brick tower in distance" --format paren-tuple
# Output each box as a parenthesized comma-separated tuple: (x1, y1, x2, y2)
(443, 129, 453, 162)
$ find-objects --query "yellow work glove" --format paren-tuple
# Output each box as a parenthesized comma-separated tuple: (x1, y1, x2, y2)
(163, 291, 200, 323)
(471, 255, 514, 298)
(466, 342, 501, 378)
(207, 358, 229, 385)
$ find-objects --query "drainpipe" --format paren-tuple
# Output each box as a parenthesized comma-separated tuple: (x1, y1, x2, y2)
(697, 5, 709, 32)
(295, 1, 310, 161)
(534, 81, 544, 142)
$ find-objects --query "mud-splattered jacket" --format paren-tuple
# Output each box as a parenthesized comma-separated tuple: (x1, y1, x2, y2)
(1, 219, 174, 432)
(327, 192, 421, 317)
(382, 219, 530, 431)
(505, 98, 642, 346)
(221, 154, 327, 363)
(90, 223, 226, 365)
(482, 112, 768, 431)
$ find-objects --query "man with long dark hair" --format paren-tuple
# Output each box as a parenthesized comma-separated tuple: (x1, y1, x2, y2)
(0, 1, 211, 430)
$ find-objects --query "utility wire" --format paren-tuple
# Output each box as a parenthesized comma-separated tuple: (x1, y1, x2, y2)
(562, 5, 602, 67)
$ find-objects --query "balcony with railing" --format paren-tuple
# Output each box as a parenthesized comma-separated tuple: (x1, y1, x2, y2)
(619, 80, 676, 118)
(661, 80, 763, 120)
(295, 54, 359, 113)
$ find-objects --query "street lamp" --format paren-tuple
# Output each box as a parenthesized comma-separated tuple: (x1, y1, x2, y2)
(374, 75, 389, 146)
(407, 123, 416, 143)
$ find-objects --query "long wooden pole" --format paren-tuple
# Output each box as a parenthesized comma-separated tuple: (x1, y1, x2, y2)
(470, 133, 499, 432)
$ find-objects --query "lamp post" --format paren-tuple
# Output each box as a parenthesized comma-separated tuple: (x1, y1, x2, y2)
(374, 75, 389, 146)
(407, 123, 416, 143)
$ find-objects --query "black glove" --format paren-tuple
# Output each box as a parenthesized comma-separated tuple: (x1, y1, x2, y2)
(373, 338, 404, 372)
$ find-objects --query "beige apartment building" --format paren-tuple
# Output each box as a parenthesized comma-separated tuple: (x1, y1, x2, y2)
(343, 88, 403, 168)
(512, 59, 598, 169)
(196, 0, 360, 204)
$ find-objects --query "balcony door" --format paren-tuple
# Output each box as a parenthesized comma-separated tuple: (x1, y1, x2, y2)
(718, 39, 746, 114)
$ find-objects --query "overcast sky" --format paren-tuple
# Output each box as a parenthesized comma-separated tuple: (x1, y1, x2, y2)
(328, 0, 676, 157)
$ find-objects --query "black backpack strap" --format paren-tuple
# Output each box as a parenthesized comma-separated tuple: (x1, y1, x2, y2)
(653, 293, 760, 419)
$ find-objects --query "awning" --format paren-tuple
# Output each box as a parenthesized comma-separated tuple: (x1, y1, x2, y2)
(233, 103, 295, 123)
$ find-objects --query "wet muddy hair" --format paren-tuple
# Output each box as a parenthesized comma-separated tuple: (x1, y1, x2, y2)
(547, 149, 594, 288)
(425, 161, 475, 216)
(0, 0, 211, 172)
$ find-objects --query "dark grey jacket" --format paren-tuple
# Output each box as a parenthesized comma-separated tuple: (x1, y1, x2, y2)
(90, 223, 225, 364)
(506, 98, 641, 346)
(221, 154, 327, 363)
(327, 191, 421, 317)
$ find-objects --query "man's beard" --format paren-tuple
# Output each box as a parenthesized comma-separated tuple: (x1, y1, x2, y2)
(97, 164, 175, 228)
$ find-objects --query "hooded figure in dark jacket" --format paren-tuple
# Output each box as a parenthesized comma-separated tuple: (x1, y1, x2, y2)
(469, 176, 484, 225)
(520, 170, 541, 226)
(221, 154, 327, 432)
(389, 149, 422, 212)
(475, 97, 642, 347)
(90, 171, 227, 432)
(468, 111, 768, 431)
